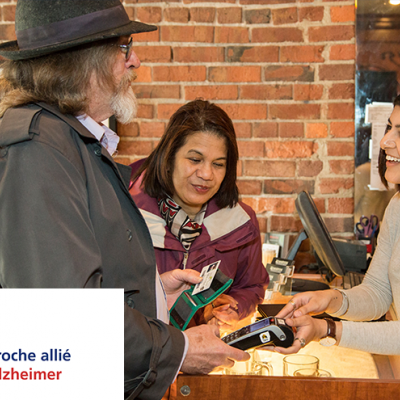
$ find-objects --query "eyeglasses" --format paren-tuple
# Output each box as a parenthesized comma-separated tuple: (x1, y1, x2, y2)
(119, 37, 133, 61)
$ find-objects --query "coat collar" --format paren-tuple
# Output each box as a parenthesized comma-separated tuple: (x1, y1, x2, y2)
(34, 102, 131, 187)
(37, 102, 99, 141)
(136, 193, 256, 252)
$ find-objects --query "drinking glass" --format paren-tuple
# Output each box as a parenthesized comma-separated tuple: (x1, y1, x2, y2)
(224, 349, 255, 375)
(225, 349, 273, 376)
(252, 349, 274, 376)
(283, 354, 319, 376)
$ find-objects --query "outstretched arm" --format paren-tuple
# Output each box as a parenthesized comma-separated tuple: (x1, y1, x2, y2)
(276, 289, 343, 320)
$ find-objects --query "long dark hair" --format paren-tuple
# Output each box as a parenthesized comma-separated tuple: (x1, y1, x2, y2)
(133, 99, 239, 208)
(378, 94, 400, 189)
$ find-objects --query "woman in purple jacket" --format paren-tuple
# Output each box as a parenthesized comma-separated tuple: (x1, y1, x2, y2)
(130, 100, 269, 332)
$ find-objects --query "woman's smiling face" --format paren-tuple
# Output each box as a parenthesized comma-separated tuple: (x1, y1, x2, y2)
(381, 105, 400, 185)
(171, 131, 227, 219)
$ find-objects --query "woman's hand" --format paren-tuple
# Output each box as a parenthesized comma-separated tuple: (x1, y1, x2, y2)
(276, 289, 342, 320)
(204, 294, 240, 333)
(273, 316, 329, 354)
(160, 269, 202, 309)
(272, 316, 342, 354)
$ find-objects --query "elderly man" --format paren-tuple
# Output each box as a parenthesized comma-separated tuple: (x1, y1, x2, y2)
(0, 1, 249, 399)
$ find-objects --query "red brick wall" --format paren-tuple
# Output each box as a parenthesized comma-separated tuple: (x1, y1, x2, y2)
(0, 1, 356, 241)
(118, 0, 356, 241)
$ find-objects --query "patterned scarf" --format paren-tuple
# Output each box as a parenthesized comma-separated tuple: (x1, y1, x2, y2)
(158, 195, 206, 251)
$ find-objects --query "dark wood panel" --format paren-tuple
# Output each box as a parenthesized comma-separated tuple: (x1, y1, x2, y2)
(176, 375, 400, 400)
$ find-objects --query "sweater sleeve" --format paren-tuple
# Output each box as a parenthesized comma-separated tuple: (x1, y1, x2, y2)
(330, 192, 400, 354)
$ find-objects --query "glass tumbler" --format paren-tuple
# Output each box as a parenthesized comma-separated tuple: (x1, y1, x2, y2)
(283, 354, 319, 376)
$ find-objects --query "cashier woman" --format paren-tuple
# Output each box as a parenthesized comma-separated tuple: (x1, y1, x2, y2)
(275, 95, 400, 356)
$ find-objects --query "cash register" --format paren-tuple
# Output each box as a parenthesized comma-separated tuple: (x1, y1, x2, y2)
(282, 191, 367, 292)
(261, 191, 371, 320)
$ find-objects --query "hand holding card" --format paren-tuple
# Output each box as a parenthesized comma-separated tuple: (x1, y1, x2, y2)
(169, 261, 233, 331)
(192, 261, 221, 295)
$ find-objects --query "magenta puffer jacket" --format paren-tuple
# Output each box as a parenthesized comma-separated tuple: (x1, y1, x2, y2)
(130, 161, 269, 320)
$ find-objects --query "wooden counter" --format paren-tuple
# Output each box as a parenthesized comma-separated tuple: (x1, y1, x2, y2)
(172, 273, 400, 399)
(175, 375, 400, 399)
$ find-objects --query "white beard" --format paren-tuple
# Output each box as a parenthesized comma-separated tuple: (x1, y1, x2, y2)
(110, 72, 138, 125)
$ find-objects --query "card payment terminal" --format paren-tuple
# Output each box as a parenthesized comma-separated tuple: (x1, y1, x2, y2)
(170, 267, 233, 331)
(222, 317, 294, 351)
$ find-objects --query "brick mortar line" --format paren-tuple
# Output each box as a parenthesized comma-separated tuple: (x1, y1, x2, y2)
(125, 3, 354, 10)
(135, 81, 354, 83)
(138, 59, 355, 64)
(134, 93, 355, 97)
(138, 36, 356, 42)
(131, 119, 355, 123)
(134, 94, 355, 97)
(236, 138, 354, 140)
(133, 100, 355, 105)
(236, 138, 355, 141)
(236, 177, 354, 181)
(124, 2, 354, 6)
(133, 42, 355, 46)
(135, 82, 355, 86)
(132, 42, 355, 46)
(237, 158, 353, 161)
(126, 2, 354, 5)
(138, 22, 356, 26)
(139, 61, 356, 64)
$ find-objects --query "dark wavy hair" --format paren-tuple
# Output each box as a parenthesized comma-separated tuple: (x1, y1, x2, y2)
(378, 94, 400, 189)
(133, 99, 239, 208)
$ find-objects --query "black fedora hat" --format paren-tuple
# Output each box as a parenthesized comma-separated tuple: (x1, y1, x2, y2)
(0, 0, 157, 60)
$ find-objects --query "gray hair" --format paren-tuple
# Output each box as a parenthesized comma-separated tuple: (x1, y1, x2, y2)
(0, 38, 121, 118)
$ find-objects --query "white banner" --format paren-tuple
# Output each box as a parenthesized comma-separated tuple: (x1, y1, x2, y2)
(0, 289, 123, 399)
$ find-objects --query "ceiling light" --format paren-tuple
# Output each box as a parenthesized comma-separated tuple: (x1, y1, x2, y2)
(390, 0, 400, 5)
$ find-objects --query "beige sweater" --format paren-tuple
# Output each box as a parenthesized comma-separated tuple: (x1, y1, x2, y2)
(330, 192, 400, 355)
